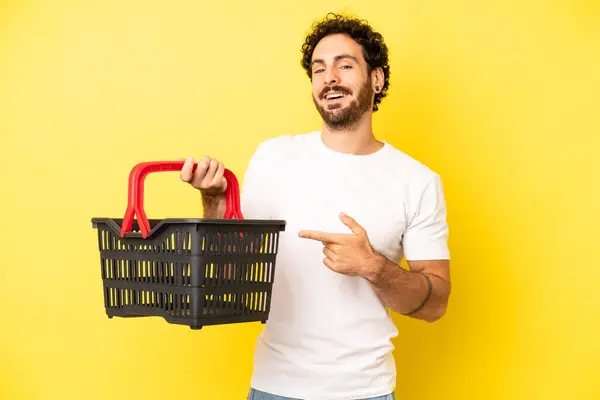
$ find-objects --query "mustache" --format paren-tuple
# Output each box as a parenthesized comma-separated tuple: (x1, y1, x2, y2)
(319, 85, 352, 99)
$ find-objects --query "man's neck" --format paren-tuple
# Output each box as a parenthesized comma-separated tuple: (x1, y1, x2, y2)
(320, 115, 383, 155)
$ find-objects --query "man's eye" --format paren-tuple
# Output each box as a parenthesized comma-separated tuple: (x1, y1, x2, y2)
(341, 65, 352, 69)
(313, 68, 324, 73)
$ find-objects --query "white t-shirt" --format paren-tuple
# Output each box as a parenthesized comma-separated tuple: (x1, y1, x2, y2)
(240, 131, 450, 400)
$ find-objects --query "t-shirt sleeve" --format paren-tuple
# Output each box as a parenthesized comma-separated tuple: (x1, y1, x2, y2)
(240, 140, 275, 219)
(402, 174, 450, 261)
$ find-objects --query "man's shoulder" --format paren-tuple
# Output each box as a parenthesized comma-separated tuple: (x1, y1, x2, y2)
(383, 142, 440, 184)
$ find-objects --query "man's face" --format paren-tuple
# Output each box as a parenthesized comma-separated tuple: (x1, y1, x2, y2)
(310, 33, 374, 129)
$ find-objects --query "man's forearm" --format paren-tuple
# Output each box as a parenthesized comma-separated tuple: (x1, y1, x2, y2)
(365, 254, 450, 322)
(202, 193, 226, 219)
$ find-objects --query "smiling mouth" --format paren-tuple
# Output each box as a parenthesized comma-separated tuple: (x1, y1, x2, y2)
(324, 92, 347, 100)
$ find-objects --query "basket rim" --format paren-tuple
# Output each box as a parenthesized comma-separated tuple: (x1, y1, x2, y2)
(91, 217, 287, 239)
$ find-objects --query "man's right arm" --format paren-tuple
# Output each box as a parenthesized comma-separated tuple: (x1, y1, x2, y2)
(180, 155, 228, 219)
(201, 193, 226, 219)
(180, 138, 276, 220)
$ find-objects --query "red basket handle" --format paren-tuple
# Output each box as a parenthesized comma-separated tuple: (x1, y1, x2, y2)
(120, 161, 243, 238)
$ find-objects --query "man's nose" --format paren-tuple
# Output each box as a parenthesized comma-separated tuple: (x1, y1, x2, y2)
(324, 68, 339, 85)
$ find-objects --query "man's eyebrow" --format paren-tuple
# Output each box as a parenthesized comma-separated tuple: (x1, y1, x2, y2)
(311, 54, 359, 67)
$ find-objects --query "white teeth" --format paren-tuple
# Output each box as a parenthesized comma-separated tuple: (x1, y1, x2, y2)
(326, 93, 345, 100)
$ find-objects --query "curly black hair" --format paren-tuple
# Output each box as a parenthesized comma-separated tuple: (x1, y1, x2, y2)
(301, 13, 391, 112)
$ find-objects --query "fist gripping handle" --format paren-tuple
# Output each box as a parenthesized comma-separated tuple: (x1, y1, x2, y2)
(119, 161, 243, 238)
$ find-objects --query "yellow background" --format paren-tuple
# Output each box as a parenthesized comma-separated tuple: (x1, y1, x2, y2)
(1, 0, 599, 399)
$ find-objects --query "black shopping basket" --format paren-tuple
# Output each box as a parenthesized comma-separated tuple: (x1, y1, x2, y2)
(91, 161, 286, 329)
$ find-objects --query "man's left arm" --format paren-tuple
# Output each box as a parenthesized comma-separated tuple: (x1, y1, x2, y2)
(367, 174, 451, 322)
(365, 256, 451, 323)
(299, 174, 451, 323)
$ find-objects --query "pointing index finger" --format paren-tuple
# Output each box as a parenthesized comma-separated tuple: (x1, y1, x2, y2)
(298, 230, 344, 243)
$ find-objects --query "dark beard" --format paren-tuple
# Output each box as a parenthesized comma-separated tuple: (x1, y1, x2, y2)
(312, 77, 374, 130)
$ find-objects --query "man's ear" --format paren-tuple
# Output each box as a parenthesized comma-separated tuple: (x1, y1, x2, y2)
(372, 67, 385, 92)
